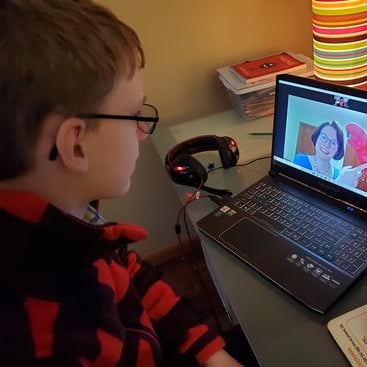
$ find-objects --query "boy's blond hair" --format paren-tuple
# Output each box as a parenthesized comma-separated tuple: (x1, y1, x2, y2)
(0, 0, 144, 179)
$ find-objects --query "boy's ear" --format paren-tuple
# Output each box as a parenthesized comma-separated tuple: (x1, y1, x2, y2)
(55, 117, 89, 172)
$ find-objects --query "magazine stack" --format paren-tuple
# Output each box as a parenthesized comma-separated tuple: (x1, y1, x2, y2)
(217, 51, 314, 120)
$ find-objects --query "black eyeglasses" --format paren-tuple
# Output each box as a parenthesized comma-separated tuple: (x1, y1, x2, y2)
(77, 103, 159, 135)
(48, 103, 159, 161)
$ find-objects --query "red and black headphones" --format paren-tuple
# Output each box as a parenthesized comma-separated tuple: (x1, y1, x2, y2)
(165, 135, 239, 197)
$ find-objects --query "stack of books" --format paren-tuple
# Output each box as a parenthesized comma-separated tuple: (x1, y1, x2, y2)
(217, 51, 314, 120)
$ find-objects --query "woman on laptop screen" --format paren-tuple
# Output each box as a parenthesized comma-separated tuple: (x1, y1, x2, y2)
(294, 120, 367, 188)
(294, 120, 344, 180)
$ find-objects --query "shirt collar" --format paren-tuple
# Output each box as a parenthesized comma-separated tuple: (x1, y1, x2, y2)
(0, 190, 148, 270)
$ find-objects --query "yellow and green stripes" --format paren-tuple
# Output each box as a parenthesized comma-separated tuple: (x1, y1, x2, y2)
(312, 0, 367, 89)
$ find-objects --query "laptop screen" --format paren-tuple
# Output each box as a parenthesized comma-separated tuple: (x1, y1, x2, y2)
(271, 74, 367, 210)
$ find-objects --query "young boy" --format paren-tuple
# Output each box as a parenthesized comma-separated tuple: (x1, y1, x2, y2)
(0, 1, 244, 366)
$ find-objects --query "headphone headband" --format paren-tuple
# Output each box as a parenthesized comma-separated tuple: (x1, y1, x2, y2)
(165, 135, 224, 162)
(165, 135, 239, 197)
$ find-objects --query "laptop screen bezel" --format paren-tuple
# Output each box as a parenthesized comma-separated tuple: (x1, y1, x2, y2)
(270, 74, 367, 213)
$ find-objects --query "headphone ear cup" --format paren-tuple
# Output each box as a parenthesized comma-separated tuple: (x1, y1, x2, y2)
(168, 154, 208, 188)
(216, 136, 239, 168)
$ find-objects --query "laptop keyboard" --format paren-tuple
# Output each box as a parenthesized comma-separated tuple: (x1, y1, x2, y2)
(232, 182, 367, 276)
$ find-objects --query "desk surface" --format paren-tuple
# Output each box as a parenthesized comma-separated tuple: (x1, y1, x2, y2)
(151, 110, 367, 367)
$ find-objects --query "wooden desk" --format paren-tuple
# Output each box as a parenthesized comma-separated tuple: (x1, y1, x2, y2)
(151, 110, 366, 366)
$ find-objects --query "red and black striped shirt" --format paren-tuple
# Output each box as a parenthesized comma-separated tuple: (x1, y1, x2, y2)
(0, 190, 225, 366)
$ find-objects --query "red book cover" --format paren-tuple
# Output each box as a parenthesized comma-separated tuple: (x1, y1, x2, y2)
(232, 52, 306, 83)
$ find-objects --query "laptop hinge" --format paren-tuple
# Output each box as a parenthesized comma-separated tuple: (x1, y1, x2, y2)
(277, 172, 367, 216)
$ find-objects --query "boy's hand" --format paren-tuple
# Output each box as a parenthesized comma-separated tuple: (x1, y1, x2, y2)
(203, 349, 245, 367)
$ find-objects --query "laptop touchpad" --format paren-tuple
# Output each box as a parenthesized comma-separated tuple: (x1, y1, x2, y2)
(219, 217, 286, 262)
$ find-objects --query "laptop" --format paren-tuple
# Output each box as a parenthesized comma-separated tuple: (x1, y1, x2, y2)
(197, 74, 367, 314)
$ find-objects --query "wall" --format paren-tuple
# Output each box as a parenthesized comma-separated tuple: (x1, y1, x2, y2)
(98, 0, 313, 125)
(97, 0, 314, 258)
